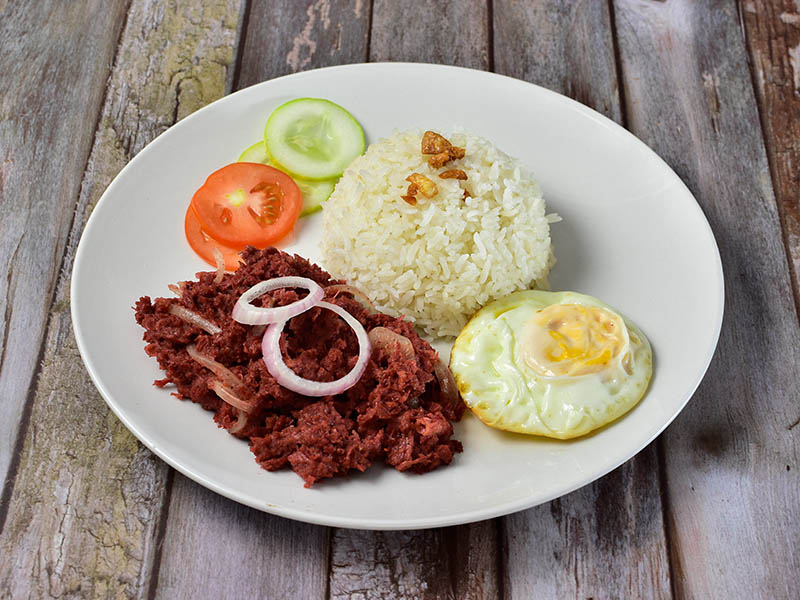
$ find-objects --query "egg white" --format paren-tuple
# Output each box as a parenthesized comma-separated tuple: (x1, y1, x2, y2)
(449, 290, 652, 439)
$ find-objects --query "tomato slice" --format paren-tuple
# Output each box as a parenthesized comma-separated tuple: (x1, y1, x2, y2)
(190, 162, 302, 249)
(184, 205, 243, 271)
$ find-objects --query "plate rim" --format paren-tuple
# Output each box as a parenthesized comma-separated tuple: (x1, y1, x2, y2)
(71, 62, 725, 530)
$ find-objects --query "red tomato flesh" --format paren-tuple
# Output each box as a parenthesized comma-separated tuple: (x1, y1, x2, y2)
(184, 205, 243, 271)
(190, 162, 302, 249)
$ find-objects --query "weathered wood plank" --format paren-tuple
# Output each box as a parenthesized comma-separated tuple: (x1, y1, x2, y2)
(151, 3, 371, 598)
(236, 0, 371, 89)
(328, 3, 498, 599)
(0, 1, 242, 597)
(503, 445, 670, 599)
(740, 0, 800, 317)
(330, 523, 497, 600)
(0, 0, 128, 498)
(154, 475, 330, 599)
(613, 0, 800, 597)
(0, 340, 169, 599)
(370, 0, 489, 68)
(493, 2, 671, 597)
(494, 0, 622, 124)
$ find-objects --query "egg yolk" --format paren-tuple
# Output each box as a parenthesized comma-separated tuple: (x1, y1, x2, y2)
(520, 304, 628, 377)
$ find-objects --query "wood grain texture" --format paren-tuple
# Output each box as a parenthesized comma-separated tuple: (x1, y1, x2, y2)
(0, 1, 242, 597)
(149, 2, 371, 597)
(236, 0, 371, 89)
(154, 475, 329, 599)
(503, 446, 670, 599)
(0, 341, 169, 599)
(493, 2, 671, 597)
(494, 0, 622, 123)
(740, 0, 800, 318)
(0, 0, 128, 495)
(330, 523, 498, 600)
(614, 0, 800, 597)
(326, 3, 499, 600)
(370, 0, 489, 68)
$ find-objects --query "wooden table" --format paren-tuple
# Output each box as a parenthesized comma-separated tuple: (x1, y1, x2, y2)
(1, 1, 798, 598)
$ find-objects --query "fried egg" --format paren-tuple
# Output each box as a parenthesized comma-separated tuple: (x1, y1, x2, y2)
(450, 290, 652, 439)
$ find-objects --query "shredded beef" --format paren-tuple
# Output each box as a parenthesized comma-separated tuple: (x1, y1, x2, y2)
(134, 246, 464, 487)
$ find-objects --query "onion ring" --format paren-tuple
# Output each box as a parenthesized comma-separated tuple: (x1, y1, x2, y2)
(434, 358, 460, 409)
(229, 409, 248, 434)
(232, 276, 324, 325)
(261, 301, 371, 397)
(368, 327, 415, 361)
(325, 284, 377, 314)
(186, 344, 244, 391)
(211, 380, 252, 414)
(168, 304, 221, 335)
(212, 248, 225, 284)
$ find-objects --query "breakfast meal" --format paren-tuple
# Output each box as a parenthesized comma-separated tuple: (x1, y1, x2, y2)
(321, 129, 556, 338)
(134, 97, 653, 486)
(449, 291, 652, 439)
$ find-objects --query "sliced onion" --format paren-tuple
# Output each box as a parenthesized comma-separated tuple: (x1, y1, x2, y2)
(261, 301, 371, 397)
(168, 304, 221, 335)
(368, 327, 415, 361)
(434, 357, 460, 408)
(168, 281, 188, 296)
(326, 284, 377, 314)
(212, 248, 225, 284)
(186, 344, 244, 391)
(229, 409, 248, 434)
(232, 277, 324, 325)
(211, 380, 252, 414)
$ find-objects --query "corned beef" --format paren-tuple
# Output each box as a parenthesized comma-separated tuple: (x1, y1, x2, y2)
(134, 247, 464, 487)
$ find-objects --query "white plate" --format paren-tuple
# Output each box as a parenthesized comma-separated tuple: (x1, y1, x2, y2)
(72, 63, 723, 530)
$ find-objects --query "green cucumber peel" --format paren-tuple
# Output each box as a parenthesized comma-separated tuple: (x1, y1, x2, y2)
(264, 98, 365, 180)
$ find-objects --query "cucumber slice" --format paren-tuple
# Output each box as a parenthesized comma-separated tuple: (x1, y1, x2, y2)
(297, 179, 335, 217)
(237, 141, 336, 216)
(237, 141, 270, 163)
(264, 98, 364, 180)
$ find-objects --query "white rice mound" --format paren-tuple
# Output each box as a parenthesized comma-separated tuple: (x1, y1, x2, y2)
(321, 129, 555, 338)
